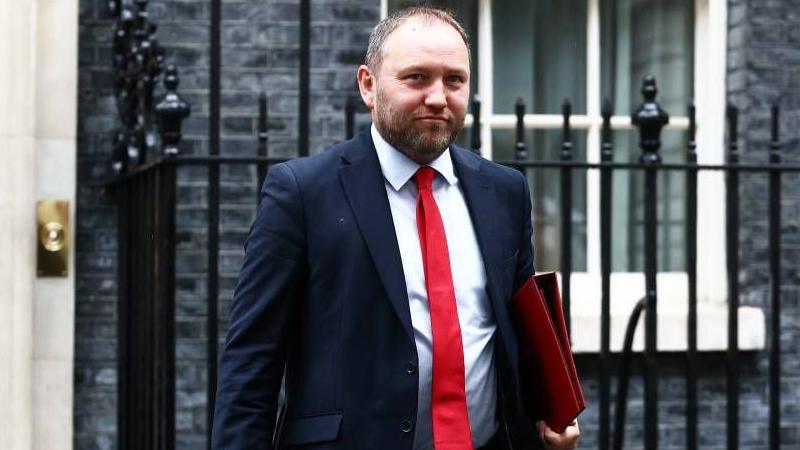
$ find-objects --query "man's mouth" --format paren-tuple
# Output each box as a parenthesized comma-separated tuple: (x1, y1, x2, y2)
(417, 116, 449, 123)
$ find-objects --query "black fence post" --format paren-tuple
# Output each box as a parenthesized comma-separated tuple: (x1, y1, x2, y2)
(132, 175, 143, 450)
(514, 98, 527, 162)
(632, 75, 668, 450)
(560, 100, 573, 337)
(258, 92, 270, 205)
(345, 97, 356, 140)
(117, 169, 131, 449)
(144, 167, 155, 449)
(685, 103, 698, 450)
(725, 105, 740, 450)
(155, 66, 191, 156)
(599, 98, 613, 450)
(471, 94, 482, 155)
(768, 104, 782, 450)
(298, 0, 310, 156)
(156, 156, 177, 450)
(208, 0, 222, 436)
(154, 64, 187, 450)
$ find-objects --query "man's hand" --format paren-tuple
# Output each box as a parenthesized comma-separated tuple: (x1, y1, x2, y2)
(535, 420, 580, 450)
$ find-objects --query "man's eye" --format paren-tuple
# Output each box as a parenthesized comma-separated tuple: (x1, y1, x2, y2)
(446, 75, 464, 84)
(406, 74, 425, 81)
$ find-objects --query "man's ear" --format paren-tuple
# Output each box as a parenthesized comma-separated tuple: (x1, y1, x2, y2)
(356, 65, 376, 111)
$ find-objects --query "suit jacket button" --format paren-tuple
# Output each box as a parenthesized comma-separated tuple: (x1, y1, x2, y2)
(405, 362, 417, 375)
(400, 419, 413, 433)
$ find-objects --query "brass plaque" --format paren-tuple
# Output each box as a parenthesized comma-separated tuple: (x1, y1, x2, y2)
(37, 200, 69, 277)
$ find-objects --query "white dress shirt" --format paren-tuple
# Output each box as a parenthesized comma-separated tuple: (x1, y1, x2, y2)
(371, 125, 498, 449)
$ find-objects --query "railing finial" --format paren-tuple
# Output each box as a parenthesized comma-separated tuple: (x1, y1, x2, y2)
(561, 99, 573, 160)
(470, 93, 482, 155)
(514, 97, 527, 161)
(156, 66, 191, 156)
(601, 98, 613, 162)
(632, 75, 669, 164)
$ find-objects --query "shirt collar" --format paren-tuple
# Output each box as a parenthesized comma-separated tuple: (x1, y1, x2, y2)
(371, 123, 458, 192)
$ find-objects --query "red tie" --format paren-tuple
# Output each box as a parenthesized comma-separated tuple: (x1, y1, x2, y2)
(415, 167, 473, 450)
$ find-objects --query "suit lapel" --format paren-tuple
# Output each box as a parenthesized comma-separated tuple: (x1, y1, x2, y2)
(450, 149, 505, 310)
(451, 148, 521, 379)
(339, 132, 414, 340)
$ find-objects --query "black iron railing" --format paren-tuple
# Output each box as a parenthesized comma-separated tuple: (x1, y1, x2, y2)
(107, 1, 188, 449)
(108, 80, 798, 450)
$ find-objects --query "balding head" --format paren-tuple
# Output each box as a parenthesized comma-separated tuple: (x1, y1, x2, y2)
(364, 6, 470, 73)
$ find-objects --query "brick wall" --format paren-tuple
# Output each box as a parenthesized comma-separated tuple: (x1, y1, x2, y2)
(727, 0, 800, 448)
(75, 1, 121, 448)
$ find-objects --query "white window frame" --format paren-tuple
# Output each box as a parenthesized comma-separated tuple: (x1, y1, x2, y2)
(381, 0, 765, 352)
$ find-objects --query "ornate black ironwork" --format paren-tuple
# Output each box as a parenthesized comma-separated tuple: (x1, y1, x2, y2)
(632, 75, 668, 450)
(155, 66, 190, 156)
(110, 0, 189, 173)
(632, 75, 669, 163)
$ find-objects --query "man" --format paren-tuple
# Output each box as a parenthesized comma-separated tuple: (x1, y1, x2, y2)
(212, 6, 579, 450)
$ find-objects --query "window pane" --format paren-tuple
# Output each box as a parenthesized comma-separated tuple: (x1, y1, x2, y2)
(610, 129, 689, 272)
(601, 0, 694, 271)
(601, 0, 693, 113)
(493, 129, 588, 272)
(492, 0, 587, 114)
(388, 1, 479, 94)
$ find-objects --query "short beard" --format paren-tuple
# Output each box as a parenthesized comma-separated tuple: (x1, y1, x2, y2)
(374, 92, 463, 164)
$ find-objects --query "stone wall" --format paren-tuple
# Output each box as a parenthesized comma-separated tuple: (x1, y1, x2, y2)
(1, 0, 78, 449)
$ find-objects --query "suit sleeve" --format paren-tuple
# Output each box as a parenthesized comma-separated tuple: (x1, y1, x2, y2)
(514, 169, 535, 291)
(212, 163, 306, 449)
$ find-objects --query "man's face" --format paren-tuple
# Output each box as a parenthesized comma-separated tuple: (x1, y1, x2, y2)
(357, 17, 470, 164)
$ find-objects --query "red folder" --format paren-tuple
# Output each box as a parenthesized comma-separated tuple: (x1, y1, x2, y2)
(511, 271, 586, 433)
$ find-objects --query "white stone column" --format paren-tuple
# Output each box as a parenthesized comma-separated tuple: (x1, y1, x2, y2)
(32, 0, 78, 448)
(0, 0, 78, 448)
(0, 0, 37, 448)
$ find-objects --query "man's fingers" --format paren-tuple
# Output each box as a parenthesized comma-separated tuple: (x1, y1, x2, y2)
(543, 425, 578, 441)
(538, 420, 580, 450)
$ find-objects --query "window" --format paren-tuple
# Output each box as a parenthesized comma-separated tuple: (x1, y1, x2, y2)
(384, 1, 753, 351)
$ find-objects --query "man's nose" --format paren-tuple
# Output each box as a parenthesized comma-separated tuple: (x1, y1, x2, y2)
(424, 80, 447, 109)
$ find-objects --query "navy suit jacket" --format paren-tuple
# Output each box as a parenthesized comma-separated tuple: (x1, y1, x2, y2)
(212, 130, 541, 449)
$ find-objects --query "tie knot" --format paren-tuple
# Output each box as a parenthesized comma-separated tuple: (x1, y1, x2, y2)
(415, 166, 435, 191)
